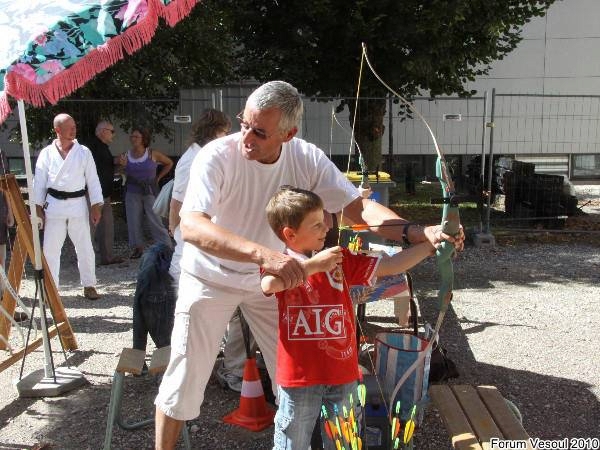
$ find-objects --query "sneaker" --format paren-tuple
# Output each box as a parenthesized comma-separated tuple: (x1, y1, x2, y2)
(215, 364, 242, 393)
(83, 286, 101, 300)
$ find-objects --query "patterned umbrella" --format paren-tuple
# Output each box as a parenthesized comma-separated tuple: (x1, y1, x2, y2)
(0, 0, 199, 124)
(0, 0, 199, 388)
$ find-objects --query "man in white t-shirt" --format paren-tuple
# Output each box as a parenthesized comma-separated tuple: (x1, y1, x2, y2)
(154, 81, 464, 449)
(168, 110, 248, 392)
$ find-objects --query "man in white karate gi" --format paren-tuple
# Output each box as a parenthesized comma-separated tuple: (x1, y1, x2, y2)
(33, 113, 104, 300)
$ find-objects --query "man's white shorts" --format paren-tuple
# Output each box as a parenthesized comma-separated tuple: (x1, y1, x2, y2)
(155, 270, 279, 420)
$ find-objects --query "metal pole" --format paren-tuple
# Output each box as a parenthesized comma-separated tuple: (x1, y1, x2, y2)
(17, 100, 54, 379)
(479, 92, 488, 232)
(485, 89, 496, 233)
(388, 95, 393, 172)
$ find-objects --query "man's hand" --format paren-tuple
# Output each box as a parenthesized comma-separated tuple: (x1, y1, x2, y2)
(117, 153, 127, 167)
(35, 205, 45, 230)
(307, 246, 343, 273)
(424, 224, 465, 252)
(261, 249, 306, 290)
(90, 203, 103, 226)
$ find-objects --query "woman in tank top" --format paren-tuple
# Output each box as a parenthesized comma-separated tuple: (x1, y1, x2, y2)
(120, 127, 173, 259)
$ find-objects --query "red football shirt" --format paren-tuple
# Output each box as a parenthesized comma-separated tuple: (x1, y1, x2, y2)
(272, 248, 380, 387)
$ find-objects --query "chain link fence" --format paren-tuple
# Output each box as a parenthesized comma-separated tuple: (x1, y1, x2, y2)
(1, 90, 599, 235)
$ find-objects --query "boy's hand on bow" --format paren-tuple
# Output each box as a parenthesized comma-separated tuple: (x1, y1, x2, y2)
(308, 246, 343, 273)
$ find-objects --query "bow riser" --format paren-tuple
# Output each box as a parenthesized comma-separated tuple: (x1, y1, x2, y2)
(436, 157, 459, 308)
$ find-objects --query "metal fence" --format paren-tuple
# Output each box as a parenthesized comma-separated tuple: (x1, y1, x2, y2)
(2, 90, 599, 235)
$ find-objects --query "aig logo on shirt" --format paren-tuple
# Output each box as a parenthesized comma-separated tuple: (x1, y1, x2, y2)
(286, 305, 346, 340)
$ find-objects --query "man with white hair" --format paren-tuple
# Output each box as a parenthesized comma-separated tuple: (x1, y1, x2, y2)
(154, 81, 464, 449)
(33, 113, 104, 300)
(82, 119, 124, 265)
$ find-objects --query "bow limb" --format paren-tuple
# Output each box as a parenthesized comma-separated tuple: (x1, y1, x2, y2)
(436, 156, 459, 310)
(362, 42, 460, 308)
(387, 160, 460, 423)
(360, 43, 463, 424)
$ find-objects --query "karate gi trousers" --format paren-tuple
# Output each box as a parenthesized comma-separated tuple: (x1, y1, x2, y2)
(43, 215, 96, 288)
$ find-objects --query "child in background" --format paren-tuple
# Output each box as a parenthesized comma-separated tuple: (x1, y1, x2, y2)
(261, 186, 435, 450)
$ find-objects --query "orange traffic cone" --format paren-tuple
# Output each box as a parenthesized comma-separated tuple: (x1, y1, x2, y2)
(223, 357, 275, 431)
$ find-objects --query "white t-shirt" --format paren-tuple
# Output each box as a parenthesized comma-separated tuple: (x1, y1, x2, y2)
(169, 143, 202, 279)
(180, 132, 359, 291)
(172, 143, 201, 203)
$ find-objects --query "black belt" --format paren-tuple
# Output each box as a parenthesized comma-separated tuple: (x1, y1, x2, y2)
(47, 187, 87, 200)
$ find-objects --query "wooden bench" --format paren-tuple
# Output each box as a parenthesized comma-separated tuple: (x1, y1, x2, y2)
(429, 385, 533, 450)
(103, 346, 190, 450)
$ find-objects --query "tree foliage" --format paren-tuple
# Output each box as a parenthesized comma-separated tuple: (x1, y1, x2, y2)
(14, 0, 557, 164)
(223, 0, 556, 170)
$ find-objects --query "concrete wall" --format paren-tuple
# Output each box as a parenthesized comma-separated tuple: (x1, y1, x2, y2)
(468, 0, 600, 95)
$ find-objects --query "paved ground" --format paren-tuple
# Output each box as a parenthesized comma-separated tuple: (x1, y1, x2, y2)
(0, 192, 599, 449)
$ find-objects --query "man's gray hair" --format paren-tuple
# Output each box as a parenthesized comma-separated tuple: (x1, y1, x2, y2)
(95, 120, 112, 136)
(246, 81, 303, 132)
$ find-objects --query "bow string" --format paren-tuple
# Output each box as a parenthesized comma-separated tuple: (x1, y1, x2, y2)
(360, 42, 460, 423)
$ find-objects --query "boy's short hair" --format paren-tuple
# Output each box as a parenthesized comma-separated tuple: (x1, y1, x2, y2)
(266, 186, 324, 241)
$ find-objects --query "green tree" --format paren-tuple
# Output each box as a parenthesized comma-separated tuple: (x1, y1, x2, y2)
(224, 0, 556, 171)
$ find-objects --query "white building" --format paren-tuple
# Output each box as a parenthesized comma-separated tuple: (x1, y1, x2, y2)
(2, 0, 599, 181)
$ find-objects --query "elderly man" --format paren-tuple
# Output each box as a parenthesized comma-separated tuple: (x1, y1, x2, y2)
(154, 81, 464, 449)
(33, 113, 104, 300)
(82, 120, 124, 265)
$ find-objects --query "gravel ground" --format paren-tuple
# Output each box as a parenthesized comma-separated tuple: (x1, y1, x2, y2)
(1, 210, 599, 449)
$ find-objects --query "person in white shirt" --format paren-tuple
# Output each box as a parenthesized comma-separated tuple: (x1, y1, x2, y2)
(154, 81, 465, 449)
(33, 113, 104, 300)
(168, 109, 231, 278)
(169, 110, 249, 392)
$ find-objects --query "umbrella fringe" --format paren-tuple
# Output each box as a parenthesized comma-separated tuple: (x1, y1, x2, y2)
(0, 93, 11, 125)
(153, 0, 200, 27)
(2, 0, 200, 115)
(5, 13, 158, 108)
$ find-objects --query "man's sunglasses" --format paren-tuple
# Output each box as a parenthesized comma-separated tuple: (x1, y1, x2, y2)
(236, 112, 274, 140)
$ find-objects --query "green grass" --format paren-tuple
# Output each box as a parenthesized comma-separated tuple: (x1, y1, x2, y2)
(387, 182, 600, 246)
(388, 182, 482, 228)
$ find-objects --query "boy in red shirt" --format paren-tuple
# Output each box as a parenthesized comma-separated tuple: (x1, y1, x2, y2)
(262, 186, 435, 450)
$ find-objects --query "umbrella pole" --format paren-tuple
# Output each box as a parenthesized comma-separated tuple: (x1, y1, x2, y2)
(18, 100, 53, 376)
(14, 100, 86, 397)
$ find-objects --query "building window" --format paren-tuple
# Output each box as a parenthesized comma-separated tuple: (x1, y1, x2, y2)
(571, 154, 600, 179)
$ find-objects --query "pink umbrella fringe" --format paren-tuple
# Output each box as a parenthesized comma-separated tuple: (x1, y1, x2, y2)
(0, 0, 199, 124)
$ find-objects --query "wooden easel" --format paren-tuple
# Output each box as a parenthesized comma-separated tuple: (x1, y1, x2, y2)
(0, 174, 77, 373)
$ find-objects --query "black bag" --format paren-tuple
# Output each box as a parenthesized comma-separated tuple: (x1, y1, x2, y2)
(405, 274, 459, 384)
(429, 342, 459, 383)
